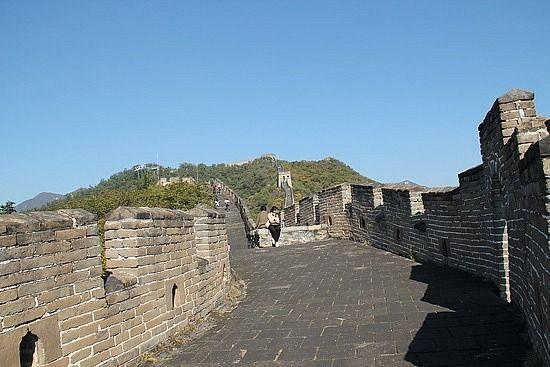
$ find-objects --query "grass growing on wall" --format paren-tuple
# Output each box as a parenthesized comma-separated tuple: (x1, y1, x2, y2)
(46, 182, 215, 274)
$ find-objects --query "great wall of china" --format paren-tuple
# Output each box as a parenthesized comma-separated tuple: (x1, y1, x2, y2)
(0, 206, 230, 367)
(0, 89, 549, 366)
(218, 89, 550, 366)
(278, 89, 550, 366)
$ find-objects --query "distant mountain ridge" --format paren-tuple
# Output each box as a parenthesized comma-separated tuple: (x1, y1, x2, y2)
(382, 180, 456, 192)
(382, 180, 428, 191)
(16, 192, 64, 212)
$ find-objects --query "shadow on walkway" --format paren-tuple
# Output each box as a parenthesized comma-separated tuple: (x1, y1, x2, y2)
(405, 264, 528, 367)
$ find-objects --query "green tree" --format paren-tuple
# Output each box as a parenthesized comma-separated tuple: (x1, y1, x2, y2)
(0, 201, 16, 214)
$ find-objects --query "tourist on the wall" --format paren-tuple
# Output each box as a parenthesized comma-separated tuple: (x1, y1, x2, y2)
(224, 198, 230, 211)
(253, 205, 269, 248)
(266, 206, 282, 247)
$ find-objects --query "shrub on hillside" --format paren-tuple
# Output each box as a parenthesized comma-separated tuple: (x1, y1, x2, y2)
(46, 182, 215, 219)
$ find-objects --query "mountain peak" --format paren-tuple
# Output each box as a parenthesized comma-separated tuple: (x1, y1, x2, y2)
(15, 192, 64, 212)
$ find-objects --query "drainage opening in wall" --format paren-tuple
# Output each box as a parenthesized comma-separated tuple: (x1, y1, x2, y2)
(171, 284, 179, 309)
(439, 238, 450, 257)
(395, 228, 401, 241)
(20, 331, 41, 367)
(326, 216, 333, 226)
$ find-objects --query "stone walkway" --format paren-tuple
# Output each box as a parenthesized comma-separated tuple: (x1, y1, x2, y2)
(160, 202, 529, 366)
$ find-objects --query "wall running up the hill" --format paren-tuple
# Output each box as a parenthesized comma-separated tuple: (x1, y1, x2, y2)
(288, 90, 550, 366)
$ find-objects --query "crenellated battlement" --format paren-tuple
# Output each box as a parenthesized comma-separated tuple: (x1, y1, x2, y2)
(286, 90, 550, 366)
(1, 89, 548, 366)
(0, 205, 230, 367)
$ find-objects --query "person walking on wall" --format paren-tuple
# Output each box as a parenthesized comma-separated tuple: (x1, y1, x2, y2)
(254, 205, 269, 248)
(266, 206, 282, 247)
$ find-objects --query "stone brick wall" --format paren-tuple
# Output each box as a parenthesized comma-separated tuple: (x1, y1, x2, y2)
(476, 90, 549, 364)
(318, 184, 352, 238)
(186, 206, 230, 318)
(349, 166, 513, 296)
(0, 205, 230, 367)
(304, 90, 550, 365)
(298, 195, 319, 226)
(0, 209, 104, 367)
(283, 204, 299, 227)
(515, 139, 550, 364)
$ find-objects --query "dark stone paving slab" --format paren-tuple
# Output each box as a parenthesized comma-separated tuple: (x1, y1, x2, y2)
(161, 205, 528, 366)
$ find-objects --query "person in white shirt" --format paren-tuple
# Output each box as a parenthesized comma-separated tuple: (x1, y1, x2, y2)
(266, 206, 281, 247)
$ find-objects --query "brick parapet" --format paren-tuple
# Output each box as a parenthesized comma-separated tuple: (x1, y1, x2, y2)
(513, 137, 550, 363)
(298, 195, 319, 226)
(0, 204, 231, 367)
(317, 90, 549, 366)
(318, 183, 352, 238)
(283, 204, 299, 227)
(0, 209, 104, 367)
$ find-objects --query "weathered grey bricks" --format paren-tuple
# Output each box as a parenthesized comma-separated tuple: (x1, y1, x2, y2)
(284, 89, 550, 366)
(298, 194, 319, 226)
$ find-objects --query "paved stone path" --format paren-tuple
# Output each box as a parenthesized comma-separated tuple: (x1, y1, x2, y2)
(161, 201, 529, 366)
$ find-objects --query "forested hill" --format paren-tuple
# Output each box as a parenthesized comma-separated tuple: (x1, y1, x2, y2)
(45, 165, 214, 221)
(46, 156, 377, 218)
(177, 156, 283, 212)
(282, 158, 378, 202)
(176, 156, 378, 214)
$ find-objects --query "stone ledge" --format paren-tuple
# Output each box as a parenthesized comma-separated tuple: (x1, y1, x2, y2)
(0, 209, 96, 234)
(318, 182, 351, 194)
(103, 271, 138, 293)
(422, 189, 458, 201)
(106, 206, 194, 221)
(186, 205, 225, 219)
(497, 89, 534, 104)
(56, 209, 96, 226)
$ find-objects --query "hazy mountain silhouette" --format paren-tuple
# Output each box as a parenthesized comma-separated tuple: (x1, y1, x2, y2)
(16, 192, 64, 212)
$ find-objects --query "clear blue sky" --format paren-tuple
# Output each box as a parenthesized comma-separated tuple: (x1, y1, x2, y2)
(1, 1, 549, 205)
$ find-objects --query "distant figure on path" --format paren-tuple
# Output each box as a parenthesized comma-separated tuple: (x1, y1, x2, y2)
(266, 206, 281, 247)
(254, 205, 269, 248)
(224, 199, 230, 211)
(215, 199, 220, 208)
